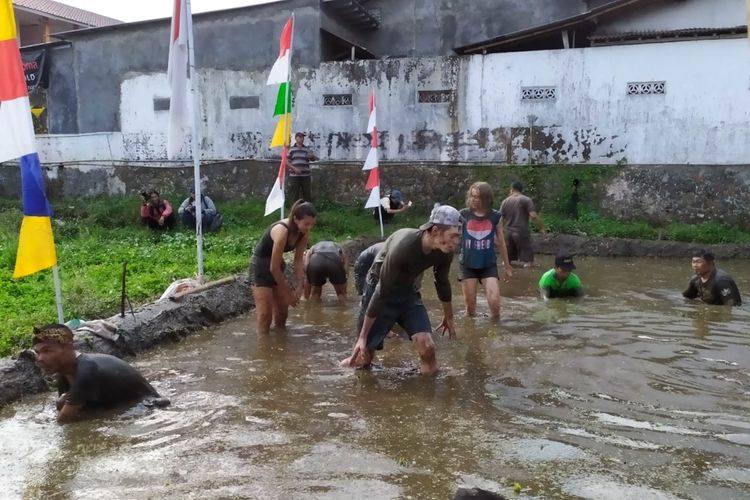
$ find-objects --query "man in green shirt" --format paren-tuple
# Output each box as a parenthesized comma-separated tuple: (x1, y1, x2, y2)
(539, 254, 583, 299)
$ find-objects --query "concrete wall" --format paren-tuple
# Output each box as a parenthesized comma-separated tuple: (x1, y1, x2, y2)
(357, 0, 588, 57)
(32, 38, 750, 165)
(595, 0, 745, 34)
(47, 0, 320, 134)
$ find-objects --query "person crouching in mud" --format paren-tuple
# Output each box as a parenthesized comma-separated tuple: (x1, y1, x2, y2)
(32, 324, 168, 424)
(340, 205, 462, 375)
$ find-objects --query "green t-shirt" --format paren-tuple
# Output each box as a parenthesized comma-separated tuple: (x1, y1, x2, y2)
(538, 269, 582, 298)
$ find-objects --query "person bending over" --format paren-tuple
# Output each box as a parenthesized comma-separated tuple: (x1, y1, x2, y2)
(353, 242, 384, 295)
(32, 324, 168, 425)
(341, 205, 462, 376)
(303, 240, 348, 304)
(251, 200, 317, 334)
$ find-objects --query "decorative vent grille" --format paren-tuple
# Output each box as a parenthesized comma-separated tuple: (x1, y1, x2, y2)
(418, 90, 454, 103)
(521, 86, 557, 101)
(627, 81, 666, 95)
(323, 94, 352, 106)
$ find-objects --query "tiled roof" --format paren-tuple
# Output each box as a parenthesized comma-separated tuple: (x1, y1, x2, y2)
(13, 0, 121, 27)
(589, 26, 747, 43)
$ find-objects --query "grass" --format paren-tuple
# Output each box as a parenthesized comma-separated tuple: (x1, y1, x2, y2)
(1, 195, 749, 357)
(0, 196, 424, 357)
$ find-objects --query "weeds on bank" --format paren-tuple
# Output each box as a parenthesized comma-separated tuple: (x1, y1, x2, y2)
(0, 196, 421, 356)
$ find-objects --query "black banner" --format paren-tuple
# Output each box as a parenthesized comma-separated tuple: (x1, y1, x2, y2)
(22, 49, 46, 93)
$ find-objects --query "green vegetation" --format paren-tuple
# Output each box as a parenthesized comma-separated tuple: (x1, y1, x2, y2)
(0, 196, 424, 357)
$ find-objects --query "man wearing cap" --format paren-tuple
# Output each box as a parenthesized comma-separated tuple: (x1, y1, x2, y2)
(538, 255, 583, 299)
(341, 205, 462, 375)
(287, 132, 318, 203)
(31, 324, 168, 424)
(375, 190, 412, 223)
(683, 250, 742, 306)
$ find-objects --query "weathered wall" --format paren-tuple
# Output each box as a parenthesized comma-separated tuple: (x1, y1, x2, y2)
(2, 162, 750, 229)
(47, 0, 321, 134)
(594, 0, 744, 34)
(31, 37, 750, 165)
(356, 0, 588, 57)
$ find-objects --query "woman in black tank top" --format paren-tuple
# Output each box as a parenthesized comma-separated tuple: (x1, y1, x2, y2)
(251, 200, 317, 335)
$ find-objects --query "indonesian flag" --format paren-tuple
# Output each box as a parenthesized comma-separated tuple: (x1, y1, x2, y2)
(167, 0, 190, 159)
(0, 0, 58, 277)
(267, 16, 293, 85)
(265, 146, 287, 215)
(363, 90, 380, 208)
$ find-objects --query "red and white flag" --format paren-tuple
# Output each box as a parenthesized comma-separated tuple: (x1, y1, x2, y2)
(265, 146, 287, 215)
(267, 17, 293, 85)
(167, 0, 190, 159)
(363, 91, 380, 208)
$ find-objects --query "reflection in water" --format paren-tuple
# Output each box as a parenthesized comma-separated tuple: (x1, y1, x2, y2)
(2, 256, 750, 499)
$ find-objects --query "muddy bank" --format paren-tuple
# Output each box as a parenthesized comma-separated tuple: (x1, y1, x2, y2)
(0, 276, 253, 407)
(533, 233, 750, 259)
(0, 239, 377, 408)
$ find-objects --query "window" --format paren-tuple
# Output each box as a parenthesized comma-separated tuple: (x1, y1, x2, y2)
(323, 94, 352, 106)
(229, 96, 260, 109)
(418, 90, 453, 103)
(627, 81, 666, 95)
(521, 86, 557, 101)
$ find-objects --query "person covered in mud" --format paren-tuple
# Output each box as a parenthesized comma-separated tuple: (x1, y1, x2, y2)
(303, 240, 348, 304)
(251, 200, 317, 334)
(683, 250, 742, 306)
(353, 242, 384, 295)
(459, 182, 512, 318)
(341, 205, 462, 376)
(538, 254, 583, 299)
(32, 324, 168, 425)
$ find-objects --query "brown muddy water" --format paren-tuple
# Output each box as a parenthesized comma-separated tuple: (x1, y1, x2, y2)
(2, 256, 750, 500)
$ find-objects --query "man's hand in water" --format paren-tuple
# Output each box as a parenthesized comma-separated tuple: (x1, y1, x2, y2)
(285, 286, 299, 307)
(503, 266, 513, 282)
(348, 336, 368, 367)
(436, 316, 457, 339)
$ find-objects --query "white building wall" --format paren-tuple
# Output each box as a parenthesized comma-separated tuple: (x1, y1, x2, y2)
(35, 37, 750, 166)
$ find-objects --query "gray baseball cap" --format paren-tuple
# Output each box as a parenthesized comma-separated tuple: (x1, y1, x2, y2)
(419, 204, 462, 230)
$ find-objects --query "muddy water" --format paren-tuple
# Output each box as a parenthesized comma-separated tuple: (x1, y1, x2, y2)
(2, 256, 750, 500)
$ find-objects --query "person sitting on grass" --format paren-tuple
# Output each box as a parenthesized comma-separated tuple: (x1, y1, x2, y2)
(140, 190, 175, 230)
(178, 189, 223, 232)
(538, 254, 583, 299)
(32, 324, 169, 425)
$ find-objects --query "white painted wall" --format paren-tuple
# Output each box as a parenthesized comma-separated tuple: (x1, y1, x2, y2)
(35, 37, 750, 166)
(595, 0, 745, 33)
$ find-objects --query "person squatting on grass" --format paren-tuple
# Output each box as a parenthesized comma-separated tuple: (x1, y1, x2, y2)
(341, 205, 462, 376)
(140, 190, 176, 230)
(250, 200, 317, 334)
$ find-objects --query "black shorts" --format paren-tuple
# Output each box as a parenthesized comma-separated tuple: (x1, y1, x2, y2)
(358, 282, 432, 351)
(458, 264, 499, 282)
(506, 229, 534, 263)
(250, 257, 285, 288)
(307, 252, 347, 287)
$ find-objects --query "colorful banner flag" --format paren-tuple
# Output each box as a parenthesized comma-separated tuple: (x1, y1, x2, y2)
(267, 16, 294, 150)
(267, 17, 293, 85)
(167, 0, 190, 159)
(265, 146, 287, 216)
(0, 0, 58, 277)
(362, 91, 382, 213)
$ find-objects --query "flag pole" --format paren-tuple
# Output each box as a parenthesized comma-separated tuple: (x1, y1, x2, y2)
(372, 89, 383, 238)
(281, 12, 295, 220)
(185, 0, 204, 281)
(52, 265, 64, 323)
